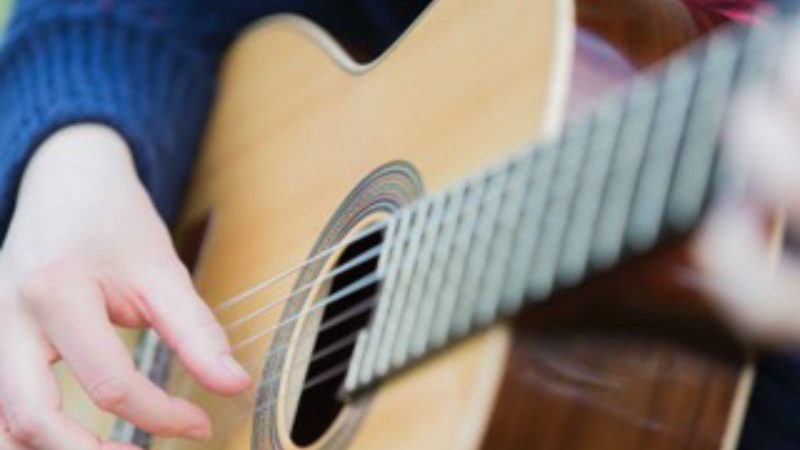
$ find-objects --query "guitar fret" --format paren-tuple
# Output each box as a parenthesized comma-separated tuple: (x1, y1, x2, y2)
(499, 141, 558, 314)
(409, 190, 465, 357)
(386, 200, 431, 370)
(452, 164, 510, 337)
(557, 99, 624, 286)
(590, 77, 659, 270)
(430, 177, 487, 347)
(374, 217, 398, 282)
(345, 20, 791, 395)
(399, 192, 446, 360)
(357, 212, 408, 384)
(526, 118, 592, 300)
(668, 31, 742, 230)
(626, 55, 698, 251)
(364, 209, 412, 381)
(343, 329, 369, 394)
(475, 153, 536, 325)
(424, 183, 467, 350)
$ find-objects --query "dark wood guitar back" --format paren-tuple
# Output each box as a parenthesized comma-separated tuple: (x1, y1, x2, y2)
(483, 5, 750, 448)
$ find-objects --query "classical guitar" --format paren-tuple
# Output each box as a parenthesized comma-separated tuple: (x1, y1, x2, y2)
(54, 0, 792, 448)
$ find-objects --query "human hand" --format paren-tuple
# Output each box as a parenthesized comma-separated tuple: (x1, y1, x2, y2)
(693, 35, 800, 345)
(0, 124, 251, 449)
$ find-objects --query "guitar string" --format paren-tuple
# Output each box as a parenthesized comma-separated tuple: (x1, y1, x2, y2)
(202, 166, 542, 437)
(174, 297, 376, 398)
(220, 261, 380, 352)
(166, 223, 393, 405)
(212, 219, 389, 314)
(254, 331, 359, 389)
(215, 207, 417, 348)
(169, 273, 380, 408)
(158, 22, 776, 442)
(228, 271, 380, 351)
(211, 158, 506, 343)
(184, 327, 362, 424)
(173, 220, 410, 438)
(233, 298, 374, 380)
(210, 360, 352, 444)
(161, 133, 529, 446)
(162, 359, 352, 449)
(159, 187, 425, 445)
(221, 242, 383, 332)
(165, 302, 375, 449)
(172, 305, 381, 443)
(167, 155, 526, 445)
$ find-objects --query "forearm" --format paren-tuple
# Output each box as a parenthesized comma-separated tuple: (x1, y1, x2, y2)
(15, 124, 138, 220)
(0, 0, 285, 240)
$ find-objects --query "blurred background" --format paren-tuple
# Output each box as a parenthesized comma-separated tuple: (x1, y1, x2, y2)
(0, 0, 9, 32)
(0, 0, 10, 33)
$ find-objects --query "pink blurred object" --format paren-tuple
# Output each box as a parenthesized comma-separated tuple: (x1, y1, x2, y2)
(683, 0, 767, 28)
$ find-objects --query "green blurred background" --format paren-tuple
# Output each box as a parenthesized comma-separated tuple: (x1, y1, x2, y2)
(0, 0, 12, 33)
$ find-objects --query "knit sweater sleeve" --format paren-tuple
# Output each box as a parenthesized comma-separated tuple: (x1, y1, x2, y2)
(0, 0, 283, 232)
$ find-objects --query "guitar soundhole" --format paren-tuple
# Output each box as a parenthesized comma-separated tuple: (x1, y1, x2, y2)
(290, 228, 383, 445)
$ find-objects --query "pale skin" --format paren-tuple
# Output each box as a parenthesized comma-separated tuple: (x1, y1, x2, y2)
(694, 35, 800, 345)
(2, 41, 800, 450)
(0, 125, 251, 450)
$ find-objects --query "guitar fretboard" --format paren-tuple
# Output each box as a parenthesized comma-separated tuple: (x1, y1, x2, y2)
(344, 20, 783, 395)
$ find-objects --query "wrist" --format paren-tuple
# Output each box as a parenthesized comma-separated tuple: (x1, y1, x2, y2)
(11, 124, 150, 225)
(28, 123, 135, 175)
(19, 123, 141, 195)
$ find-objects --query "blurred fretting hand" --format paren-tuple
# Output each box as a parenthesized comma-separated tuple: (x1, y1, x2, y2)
(695, 33, 800, 345)
(0, 125, 250, 449)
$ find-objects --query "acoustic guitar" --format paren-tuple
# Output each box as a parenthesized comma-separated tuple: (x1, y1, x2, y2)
(52, 0, 792, 448)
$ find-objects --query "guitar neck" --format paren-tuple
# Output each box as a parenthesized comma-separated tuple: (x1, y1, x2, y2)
(344, 18, 785, 396)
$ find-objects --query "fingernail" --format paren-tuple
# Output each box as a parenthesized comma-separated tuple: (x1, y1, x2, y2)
(220, 354, 250, 381)
(183, 425, 212, 440)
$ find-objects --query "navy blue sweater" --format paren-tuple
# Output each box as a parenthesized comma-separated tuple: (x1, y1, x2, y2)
(0, 1, 799, 449)
(0, 0, 429, 230)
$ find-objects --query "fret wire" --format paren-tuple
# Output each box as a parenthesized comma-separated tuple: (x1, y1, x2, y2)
(626, 54, 699, 251)
(526, 116, 593, 301)
(371, 208, 415, 378)
(345, 17, 792, 395)
(475, 151, 536, 325)
(414, 182, 467, 353)
(351, 215, 398, 387)
(499, 141, 559, 314)
(451, 163, 511, 337)
(429, 177, 488, 348)
(557, 98, 624, 286)
(375, 202, 428, 374)
(400, 191, 447, 360)
(375, 216, 398, 279)
(590, 76, 660, 270)
(711, 23, 786, 204)
(358, 209, 412, 384)
(386, 199, 432, 370)
(344, 329, 368, 393)
(668, 30, 743, 230)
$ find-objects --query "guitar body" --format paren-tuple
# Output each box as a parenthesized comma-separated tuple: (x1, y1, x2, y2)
(57, 0, 755, 449)
(172, 1, 571, 448)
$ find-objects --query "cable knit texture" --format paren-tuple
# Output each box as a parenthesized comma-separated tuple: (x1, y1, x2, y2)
(0, 0, 428, 231)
